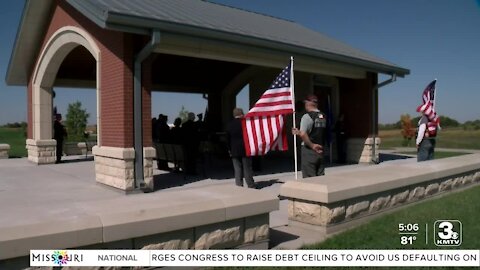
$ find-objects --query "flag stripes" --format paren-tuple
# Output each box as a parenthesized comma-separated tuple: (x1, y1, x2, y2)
(242, 115, 287, 156)
(242, 60, 294, 156)
(419, 80, 439, 123)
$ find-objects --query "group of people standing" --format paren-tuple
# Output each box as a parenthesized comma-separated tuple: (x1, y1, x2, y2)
(152, 112, 205, 175)
(227, 90, 437, 189)
(226, 95, 332, 188)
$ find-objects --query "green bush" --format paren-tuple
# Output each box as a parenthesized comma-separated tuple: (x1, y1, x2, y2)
(65, 101, 90, 142)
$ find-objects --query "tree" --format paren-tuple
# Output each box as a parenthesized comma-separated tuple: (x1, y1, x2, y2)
(439, 116, 460, 127)
(65, 101, 90, 141)
(178, 105, 190, 123)
(400, 114, 415, 146)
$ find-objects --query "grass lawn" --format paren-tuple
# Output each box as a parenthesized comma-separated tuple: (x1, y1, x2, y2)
(0, 127, 27, 158)
(0, 127, 97, 158)
(380, 128, 480, 150)
(303, 185, 480, 250)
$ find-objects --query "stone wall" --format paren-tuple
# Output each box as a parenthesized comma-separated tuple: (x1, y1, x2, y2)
(2, 215, 270, 270)
(288, 170, 480, 227)
(0, 144, 10, 159)
(64, 142, 96, 156)
(136, 214, 269, 250)
(0, 183, 277, 269)
(281, 154, 480, 233)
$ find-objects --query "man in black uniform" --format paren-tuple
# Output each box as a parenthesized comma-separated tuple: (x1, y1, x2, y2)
(53, 114, 67, 163)
(292, 95, 327, 178)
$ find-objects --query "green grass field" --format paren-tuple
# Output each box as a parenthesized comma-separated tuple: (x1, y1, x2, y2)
(0, 127, 27, 158)
(304, 185, 480, 250)
(0, 127, 97, 158)
(380, 128, 480, 149)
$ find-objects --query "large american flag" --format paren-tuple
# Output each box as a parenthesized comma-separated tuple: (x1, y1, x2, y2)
(418, 79, 439, 123)
(242, 60, 294, 156)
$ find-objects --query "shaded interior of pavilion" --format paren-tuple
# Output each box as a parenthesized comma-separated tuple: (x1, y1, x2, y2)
(51, 46, 369, 190)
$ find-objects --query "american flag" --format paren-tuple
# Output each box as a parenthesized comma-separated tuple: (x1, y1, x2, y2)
(417, 79, 439, 124)
(242, 60, 294, 156)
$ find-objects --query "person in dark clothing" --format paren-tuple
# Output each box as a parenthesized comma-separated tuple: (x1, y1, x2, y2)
(151, 117, 158, 142)
(226, 108, 255, 188)
(156, 114, 171, 143)
(53, 114, 67, 164)
(292, 95, 327, 178)
(156, 114, 171, 170)
(335, 113, 347, 164)
(170, 117, 183, 144)
(181, 112, 199, 175)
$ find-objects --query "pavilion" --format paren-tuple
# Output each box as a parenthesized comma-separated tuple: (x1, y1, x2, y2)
(6, 0, 409, 191)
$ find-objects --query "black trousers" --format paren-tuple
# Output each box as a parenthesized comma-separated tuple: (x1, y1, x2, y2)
(56, 140, 63, 162)
(232, 157, 255, 188)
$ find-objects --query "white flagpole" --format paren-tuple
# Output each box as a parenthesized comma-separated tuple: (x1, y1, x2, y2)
(434, 78, 441, 130)
(433, 79, 437, 109)
(290, 56, 298, 180)
(328, 95, 333, 165)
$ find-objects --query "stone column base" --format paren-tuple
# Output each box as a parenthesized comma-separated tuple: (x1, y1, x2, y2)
(0, 144, 10, 159)
(346, 137, 381, 163)
(92, 146, 156, 191)
(26, 139, 57, 164)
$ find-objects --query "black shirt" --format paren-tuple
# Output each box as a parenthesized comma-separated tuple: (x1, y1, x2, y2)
(226, 118, 247, 158)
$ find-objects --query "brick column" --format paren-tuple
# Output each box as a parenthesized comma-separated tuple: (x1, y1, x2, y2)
(93, 34, 155, 191)
(26, 139, 57, 164)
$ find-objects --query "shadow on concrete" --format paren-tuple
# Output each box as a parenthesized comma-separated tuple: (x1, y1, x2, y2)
(153, 171, 205, 191)
(379, 153, 414, 162)
(255, 179, 280, 189)
(57, 156, 95, 163)
(7, 156, 24, 159)
(152, 154, 359, 191)
(269, 228, 300, 249)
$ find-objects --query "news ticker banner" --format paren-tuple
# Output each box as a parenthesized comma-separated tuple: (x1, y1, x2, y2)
(30, 249, 480, 267)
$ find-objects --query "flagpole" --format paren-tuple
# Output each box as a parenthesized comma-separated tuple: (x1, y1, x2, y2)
(290, 56, 298, 180)
(434, 78, 441, 130)
(328, 95, 333, 165)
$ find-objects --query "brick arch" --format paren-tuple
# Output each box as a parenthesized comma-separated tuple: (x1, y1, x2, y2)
(31, 26, 101, 144)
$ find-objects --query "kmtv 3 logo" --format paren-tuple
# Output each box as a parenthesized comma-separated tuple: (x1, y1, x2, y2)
(434, 220, 462, 246)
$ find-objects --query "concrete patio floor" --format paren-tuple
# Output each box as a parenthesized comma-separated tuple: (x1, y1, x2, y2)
(0, 152, 419, 251)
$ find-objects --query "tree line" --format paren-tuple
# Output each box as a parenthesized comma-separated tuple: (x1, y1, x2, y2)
(1, 122, 27, 128)
(1, 101, 89, 142)
(380, 115, 480, 130)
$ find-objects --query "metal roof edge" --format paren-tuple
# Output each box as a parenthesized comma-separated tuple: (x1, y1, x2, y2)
(105, 12, 410, 77)
(5, 0, 33, 85)
(66, 0, 108, 29)
(6, 0, 55, 86)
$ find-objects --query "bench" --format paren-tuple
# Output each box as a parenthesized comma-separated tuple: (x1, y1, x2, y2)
(154, 143, 185, 172)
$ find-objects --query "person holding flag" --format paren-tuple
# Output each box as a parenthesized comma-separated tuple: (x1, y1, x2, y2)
(292, 95, 327, 178)
(416, 79, 438, 161)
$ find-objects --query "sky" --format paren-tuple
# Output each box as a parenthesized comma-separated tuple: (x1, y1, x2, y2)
(1, 0, 479, 125)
